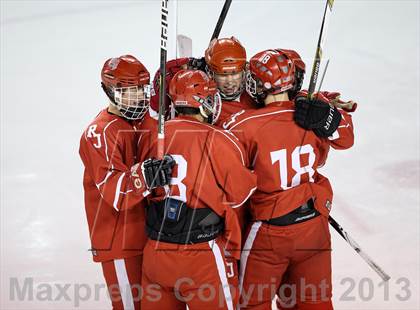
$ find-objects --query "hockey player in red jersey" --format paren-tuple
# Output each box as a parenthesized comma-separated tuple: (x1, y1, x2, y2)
(140, 69, 257, 310)
(223, 49, 355, 309)
(204, 37, 257, 128)
(79, 55, 174, 310)
(148, 37, 257, 129)
(271, 48, 358, 310)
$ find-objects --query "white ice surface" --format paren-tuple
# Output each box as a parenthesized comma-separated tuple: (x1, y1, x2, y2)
(1, 1, 419, 309)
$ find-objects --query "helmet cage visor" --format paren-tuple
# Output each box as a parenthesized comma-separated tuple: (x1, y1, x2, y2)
(245, 71, 265, 99)
(194, 92, 222, 125)
(113, 85, 151, 120)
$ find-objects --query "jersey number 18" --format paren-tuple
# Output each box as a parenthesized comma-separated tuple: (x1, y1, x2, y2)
(270, 144, 316, 190)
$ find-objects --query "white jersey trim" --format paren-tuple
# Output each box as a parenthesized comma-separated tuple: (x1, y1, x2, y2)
(239, 221, 262, 296)
(228, 109, 294, 131)
(231, 186, 257, 209)
(114, 259, 135, 310)
(208, 240, 234, 310)
(137, 133, 144, 148)
(113, 172, 126, 211)
(96, 170, 113, 188)
(168, 119, 246, 165)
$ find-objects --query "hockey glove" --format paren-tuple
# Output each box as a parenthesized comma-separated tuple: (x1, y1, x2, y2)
(188, 57, 207, 71)
(141, 155, 175, 190)
(294, 93, 342, 138)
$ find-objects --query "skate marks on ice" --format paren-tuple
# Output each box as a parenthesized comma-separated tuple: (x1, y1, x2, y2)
(372, 160, 419, 190)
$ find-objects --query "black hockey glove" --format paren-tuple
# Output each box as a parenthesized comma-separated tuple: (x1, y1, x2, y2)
(188, 57, 207, 71)
(294, 95, 342, 138)
(142, 155, 175, 190)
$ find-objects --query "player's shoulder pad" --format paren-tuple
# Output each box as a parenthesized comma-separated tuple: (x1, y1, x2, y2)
(173, 119, 246, 166)
(82, 110, 125, 143)
(226, 106, 293, 131)
(211, 126, 246, 166)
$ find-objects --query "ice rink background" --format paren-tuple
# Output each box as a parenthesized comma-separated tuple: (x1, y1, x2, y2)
(1, 0, 419, 309)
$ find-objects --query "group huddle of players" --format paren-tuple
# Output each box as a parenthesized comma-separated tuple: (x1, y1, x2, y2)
(79, 37, 357, 310)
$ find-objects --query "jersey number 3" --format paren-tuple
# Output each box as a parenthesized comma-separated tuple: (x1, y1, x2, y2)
(169, 155, 188, 202)
(270, 144, 316, 190)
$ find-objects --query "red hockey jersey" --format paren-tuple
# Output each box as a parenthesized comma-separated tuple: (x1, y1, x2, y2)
(79, 109, 149, 262)
(225, 100, 354, 220)
(138, 116, 257, 259)
(215, 92, 257, 128)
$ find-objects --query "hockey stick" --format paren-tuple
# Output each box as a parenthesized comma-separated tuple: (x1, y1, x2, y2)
(328, 216, 391, 282)
(210, 0, 232, 42)
(310, 51, 390, 282)
(301, 0, 390, 282)
(296, 0, 334, 151)
(307, 0, 334, 97)
(157, 0, 169, 159)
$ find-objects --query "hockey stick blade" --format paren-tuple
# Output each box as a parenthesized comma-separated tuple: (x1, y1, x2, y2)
(177, 34, 192, 58)
(329, 216, 391, 282)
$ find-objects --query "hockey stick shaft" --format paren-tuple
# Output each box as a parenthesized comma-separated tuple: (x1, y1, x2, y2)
(316, 60, 330, 95)
(302, 0, 390, 284)
(328, 216, 391, 282)
(308, 0, 334, 97)
(210, 0, 232, 42)
(157, 0, 169, 159)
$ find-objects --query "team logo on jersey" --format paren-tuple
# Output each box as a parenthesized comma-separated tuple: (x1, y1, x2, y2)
(86, 125, 102, 148)
(222, 109, 245, 129)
